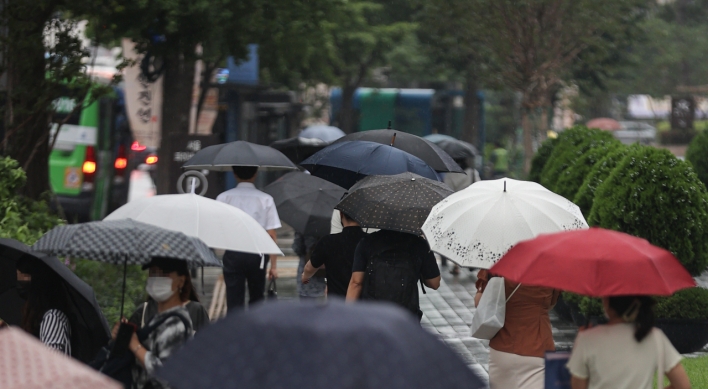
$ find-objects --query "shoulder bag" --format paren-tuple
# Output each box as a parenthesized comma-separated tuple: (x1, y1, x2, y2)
(469, 277, 521, 340)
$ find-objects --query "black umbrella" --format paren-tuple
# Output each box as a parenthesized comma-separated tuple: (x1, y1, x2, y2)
(263, 172, 346, 236)
(0, 238, 110, 363)
(301, 140, 441, 189)
(269, 137, 329, 164)
(335, 173, 453, 236)
(157, 300, 485, 389)
(182, 140, 298, 171)
(332, 129, 463, 173)
(32, 220, 221, 318)
(435, 139, 478, 160)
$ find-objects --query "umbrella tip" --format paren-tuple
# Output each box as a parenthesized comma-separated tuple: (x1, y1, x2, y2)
(387, 120, 392, 129)
(411, 177, 416, 181)
(390, 132, 397, 146)
(504, 180, 506, 192)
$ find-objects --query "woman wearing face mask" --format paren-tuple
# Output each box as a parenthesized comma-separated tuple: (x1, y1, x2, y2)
(15, 255, 74, 355)
(567, 295, 691, 389)
(117, 257, 194, 389)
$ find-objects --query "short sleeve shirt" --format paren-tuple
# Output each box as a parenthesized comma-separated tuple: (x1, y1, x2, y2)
(216, 182, 281, 230)
(352, 230, 440, 280)
(567, 324, 682, 389)
(310, 226, 368, 296)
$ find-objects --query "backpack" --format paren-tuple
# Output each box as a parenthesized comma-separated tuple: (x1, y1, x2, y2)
(361, 243, 424, 320)
(89, 312, 192, 389)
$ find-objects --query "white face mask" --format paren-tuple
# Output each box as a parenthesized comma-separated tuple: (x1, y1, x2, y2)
(146, 277, 176, 303)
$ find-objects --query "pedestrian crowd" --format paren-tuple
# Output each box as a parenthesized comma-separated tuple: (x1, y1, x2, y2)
(0, 130, 696, 389)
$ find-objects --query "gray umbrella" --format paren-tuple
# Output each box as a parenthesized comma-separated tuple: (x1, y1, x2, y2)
(157, 300, 485, 389)
(263, 172, 346, 236)
(335, 173, 453, 236)
(435, 139, 478, 159)
(182, 140, 298, 171)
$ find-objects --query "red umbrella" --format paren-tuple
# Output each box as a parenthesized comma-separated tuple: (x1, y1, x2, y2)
(489, 228, 696, 296)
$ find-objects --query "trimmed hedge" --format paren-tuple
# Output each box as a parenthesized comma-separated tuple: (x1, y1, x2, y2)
(686, 130, 708, 188)
(655, 288, 708, 320)
(553, 136, 622, 201)
(540, 126, 615, 192)
(589, 146, 708, 275)
(528, 137, 558, 183)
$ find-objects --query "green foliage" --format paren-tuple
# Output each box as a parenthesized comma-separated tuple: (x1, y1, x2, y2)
(655, 288, 708, 319)
(553, 137, 621, 200)
(579, 297, 604, 317)
(0, 157, 63, 244)
(540, 126, 613, 192)
(686, 130, 708, 188)
(528, 137, 558, 183)
(562, 291, 583, 305)
(589, 147, 708, 275)
(574, 144, 640, 218)
(73, 259, 148, 325)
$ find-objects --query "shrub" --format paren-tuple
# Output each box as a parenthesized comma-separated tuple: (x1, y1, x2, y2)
(553, 137, 622, 201)
(589, 146, 708, 275)
(563, 292, 603, 318)
(573, 144, 641, 218)
(655, 288, 708, 319)
(540, 126, 614, 192)
(686, 130, 708, 188)
(528, 137, 558, 182)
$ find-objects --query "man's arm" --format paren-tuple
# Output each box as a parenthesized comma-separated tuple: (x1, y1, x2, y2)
(423, 276, 441, 290)
(267, 229, 277, 279)
(570, 376, 588, 389)
(301, 260, 323, 284)
(345, 272, 365, 301)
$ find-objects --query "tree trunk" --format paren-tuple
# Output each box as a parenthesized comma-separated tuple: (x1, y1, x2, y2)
(462, 73, 479, 147)
(338, 84, 357, 133)
(521, 106, 534, 174)
(155, 53, 195, 195)
(4, 2, 52, 200)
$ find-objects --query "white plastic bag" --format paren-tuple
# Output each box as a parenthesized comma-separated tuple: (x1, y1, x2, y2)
(470, 277, 520, 340)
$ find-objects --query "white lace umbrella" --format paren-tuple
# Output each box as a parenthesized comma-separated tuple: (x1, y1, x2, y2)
(105, 193, 283, 255)
(421, 178, 588, 268)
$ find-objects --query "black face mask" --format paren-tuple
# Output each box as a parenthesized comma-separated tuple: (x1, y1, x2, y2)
(16, 280, 31, 299)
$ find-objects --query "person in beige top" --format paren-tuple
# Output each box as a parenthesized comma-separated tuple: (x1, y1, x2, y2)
(567, 295, 691, 389)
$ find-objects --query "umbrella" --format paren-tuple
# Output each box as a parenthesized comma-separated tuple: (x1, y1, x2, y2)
(104, 193, 283, 255)
(182, 140, 298, 171)
(586, 117, 621, 131)
(435, 139, 478, 160)
(0, 239, 110, 362)
(0, 327, 121, 389)
(332, 129, 463, 173)
(489, 228, 696, 296)
(299, 124, 346, 142)
(423, 134, 457, 143)
(301, 140, 441, 189)
(0, 239, 30, 325)
(263, 172, 346, 236)
(270, 137, 329, 164)
(335, 173, 453, 236)
(156, 301, 485, 389)
(422, 178, 588, 268)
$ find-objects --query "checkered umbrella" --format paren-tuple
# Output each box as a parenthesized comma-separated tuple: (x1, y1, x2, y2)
(32, 219, 221, 267)
(335, 173, 453, 236)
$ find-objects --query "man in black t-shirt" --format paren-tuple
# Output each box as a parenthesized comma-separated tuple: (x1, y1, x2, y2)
(346, 229, 441, 319)
(301, 212, 367, 297)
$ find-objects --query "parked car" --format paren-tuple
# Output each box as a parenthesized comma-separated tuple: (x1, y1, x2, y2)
(615, 121, 656, 145)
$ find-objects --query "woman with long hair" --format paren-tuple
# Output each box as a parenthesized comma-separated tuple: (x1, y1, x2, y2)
(16, 255, 74, 355)
(567, 296, 691, 389)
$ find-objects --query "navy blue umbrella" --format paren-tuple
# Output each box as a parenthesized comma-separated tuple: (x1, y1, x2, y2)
(157, 300, 485, 389)
(301, 141, 441, 189)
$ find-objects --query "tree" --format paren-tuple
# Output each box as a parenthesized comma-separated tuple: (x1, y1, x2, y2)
(472, 0, 648, 172)
(686, 131, 708, 188)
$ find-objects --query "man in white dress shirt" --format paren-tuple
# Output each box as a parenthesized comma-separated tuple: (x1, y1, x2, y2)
(216, 166, 280, 310)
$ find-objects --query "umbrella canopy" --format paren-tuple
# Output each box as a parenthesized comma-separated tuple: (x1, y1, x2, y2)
(332, 130, 463, 173)
(586, 117, 621, 131)
(156, 301, 485, 389)
(423, 134, 457, 143)
(269, 137, 329, 164)
(435, 139, 478, 159)
(0, 239, 110, 362)
(422, 178, 588, 268)
(104, 193, 283, 255)
(263, 172, 346, 236)
(490, 228, 696, 296)
(32, 219, 221, 267)
(336, 173, 453, 236)
(301, 140, 441, 189)
(0, 327, 121, 389)
(182, 141, 298, 172)
(299, 124, 346, 142)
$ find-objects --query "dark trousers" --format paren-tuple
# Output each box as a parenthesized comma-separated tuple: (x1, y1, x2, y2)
(222, 251, 269, 311)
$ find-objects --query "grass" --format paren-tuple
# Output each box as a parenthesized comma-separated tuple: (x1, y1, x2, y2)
(682, 355, 708, 388)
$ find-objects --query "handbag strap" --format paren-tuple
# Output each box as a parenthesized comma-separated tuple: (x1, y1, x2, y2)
(654, 328, 664, 388)
(505, 282, 522, 303)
